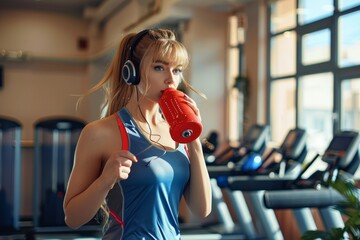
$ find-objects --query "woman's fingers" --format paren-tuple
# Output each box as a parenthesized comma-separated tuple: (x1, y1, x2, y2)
(184, 94, 202, 121)
(119, 165, 131, 179)
(115, 152, 137, 180)
(103, 150, 138, 184)
(114, 151, 138, 163)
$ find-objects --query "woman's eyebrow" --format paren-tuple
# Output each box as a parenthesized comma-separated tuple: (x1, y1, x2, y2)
(154, 60, 169, 65)
(154, 60, 183, 68)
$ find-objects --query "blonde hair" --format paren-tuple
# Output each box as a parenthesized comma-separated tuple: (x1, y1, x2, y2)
(83, 28, 204, 230)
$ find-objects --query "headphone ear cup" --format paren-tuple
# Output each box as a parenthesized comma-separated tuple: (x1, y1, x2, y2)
(122, 60, 138, 85)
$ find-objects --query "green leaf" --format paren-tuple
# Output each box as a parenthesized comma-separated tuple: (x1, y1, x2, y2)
(301, 230, 333, 240)
(301, 178, 360, 240)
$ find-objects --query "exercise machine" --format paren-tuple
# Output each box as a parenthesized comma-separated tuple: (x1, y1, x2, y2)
(205, 124, 270, 239)
(215, 128, 310, 240)
(0, 116, 21, 234)
(263, 131, 360, 234)
(30, 117, 101, 239)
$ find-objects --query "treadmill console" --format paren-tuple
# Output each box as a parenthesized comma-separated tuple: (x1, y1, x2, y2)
(279, 128, 307, 161)
(243, 124, 270, 155)
(202, 131, 219, 155)
(205, 124, 268, 166)
(322, 131, 360, 173)
(295, 131, 360, 187)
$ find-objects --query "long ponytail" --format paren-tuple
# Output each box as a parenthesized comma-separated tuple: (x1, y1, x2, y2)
(78, 33, 136, 118)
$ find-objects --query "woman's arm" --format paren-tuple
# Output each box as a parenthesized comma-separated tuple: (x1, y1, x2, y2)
(183, 138, 212, 217)
(63, 118, 137, 229)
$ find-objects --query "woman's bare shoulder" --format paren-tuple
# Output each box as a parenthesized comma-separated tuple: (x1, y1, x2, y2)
(79, 115, 120, 146)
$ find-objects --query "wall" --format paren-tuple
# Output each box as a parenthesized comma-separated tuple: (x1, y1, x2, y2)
(183, 9, 228, 144)
(0, 9, 93, 140)
(0, 10, 89, 59)
(0, 9, 92, 217)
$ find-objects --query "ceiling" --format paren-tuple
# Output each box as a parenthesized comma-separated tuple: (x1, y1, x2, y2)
(0, 0, 104, 16)
(178, 0, 251, 11)
(0, 0, 251, 18)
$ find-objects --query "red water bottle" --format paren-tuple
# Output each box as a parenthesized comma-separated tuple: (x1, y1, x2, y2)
(159, 88, 203, 143)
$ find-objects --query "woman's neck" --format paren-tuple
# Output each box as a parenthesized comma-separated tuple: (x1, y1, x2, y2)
(125, 93, 162, 126)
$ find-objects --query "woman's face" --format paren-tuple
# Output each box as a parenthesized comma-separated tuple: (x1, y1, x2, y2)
(138, 59, 184, 102)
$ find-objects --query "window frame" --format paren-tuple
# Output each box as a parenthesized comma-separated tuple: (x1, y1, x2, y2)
(267, 0, 360, 148)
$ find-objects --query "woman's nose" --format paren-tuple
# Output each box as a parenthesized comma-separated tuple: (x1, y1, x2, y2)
(164, 78, 174, 85)
(164, 71, 175, 84)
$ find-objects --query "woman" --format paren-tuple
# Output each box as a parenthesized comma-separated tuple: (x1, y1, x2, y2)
(63, 28, 212, 239)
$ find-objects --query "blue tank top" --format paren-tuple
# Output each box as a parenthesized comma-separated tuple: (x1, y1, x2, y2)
(103, 108, 190, 240)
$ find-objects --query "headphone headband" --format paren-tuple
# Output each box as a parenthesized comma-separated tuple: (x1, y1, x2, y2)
(127, 29, 149, 60)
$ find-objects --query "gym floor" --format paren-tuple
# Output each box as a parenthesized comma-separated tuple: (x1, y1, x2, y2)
(0, 223, 252, 240)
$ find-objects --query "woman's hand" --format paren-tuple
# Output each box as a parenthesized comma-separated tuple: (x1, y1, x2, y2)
(183, 94, 202, 122)
(100, 150, 138, 189)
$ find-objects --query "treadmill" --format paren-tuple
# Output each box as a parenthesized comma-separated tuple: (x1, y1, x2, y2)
(263, 131, 360, 234)
(177, 130, 244, 240)
(208, 128, 307, 179)
(214, 128, 309, 240)
(207, 124, 270, 178)
(203, 124, 270, 239)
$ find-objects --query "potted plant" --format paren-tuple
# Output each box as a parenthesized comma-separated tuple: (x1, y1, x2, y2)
(301, 178, 360, 240)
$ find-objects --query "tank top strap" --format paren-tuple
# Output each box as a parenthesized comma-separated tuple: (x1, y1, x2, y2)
(115, 109, 130, 151)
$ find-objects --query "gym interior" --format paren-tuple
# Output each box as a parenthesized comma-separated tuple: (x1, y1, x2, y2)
(1, 0, 360, 239)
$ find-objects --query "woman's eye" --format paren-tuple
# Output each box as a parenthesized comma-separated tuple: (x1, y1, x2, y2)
(173, 68, 183, 75)
(154, 65, 164, 71)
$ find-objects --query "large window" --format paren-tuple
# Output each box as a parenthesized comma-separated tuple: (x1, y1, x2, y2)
(301, 29, 331, 65)
(228, 15, 243, 142)
(268, 0, 360, 152)
(270, 31, 297, 77)
(338, 10, 360, 67)
(297, 0, 334, 25)
(270, 0, 296, 33)
(298, 73, 334, 152)
(270, 78, 296, 143)
(341, 78, 360, 131)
